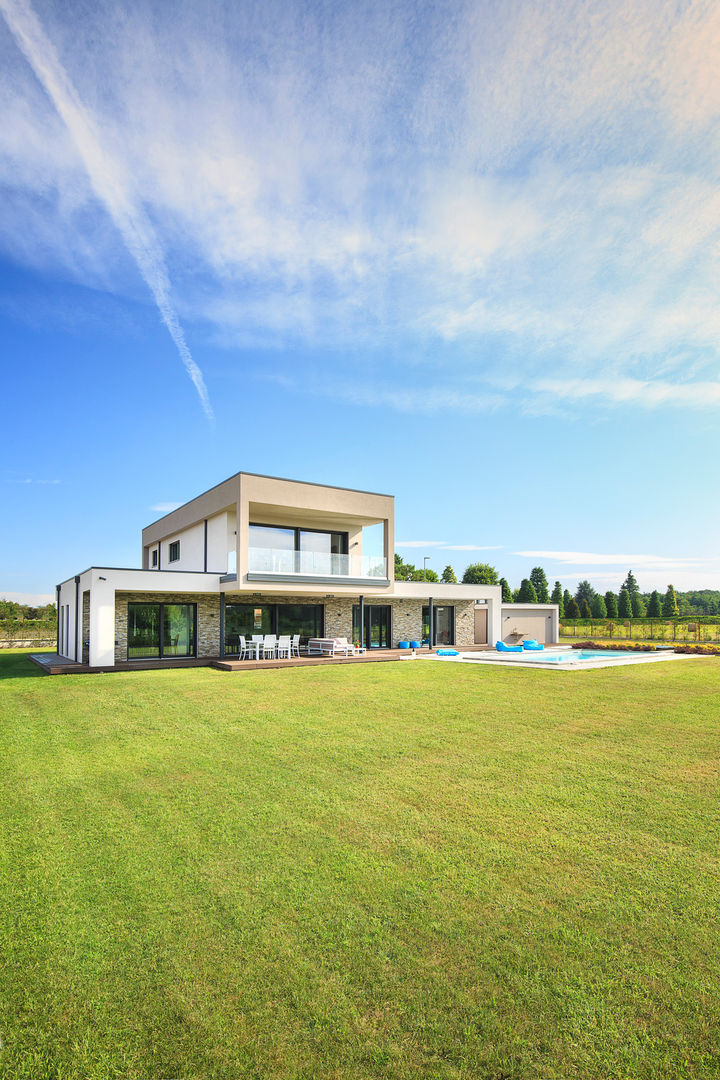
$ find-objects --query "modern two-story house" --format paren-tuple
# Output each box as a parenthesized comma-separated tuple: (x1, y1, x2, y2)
(55, 471, 558, 669)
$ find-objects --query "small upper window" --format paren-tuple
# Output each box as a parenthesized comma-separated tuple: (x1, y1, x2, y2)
(151, 549, 158, 567)
(169, 541, 180, 563)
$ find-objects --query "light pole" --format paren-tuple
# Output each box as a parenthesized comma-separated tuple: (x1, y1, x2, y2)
(423, 556, 430, 581)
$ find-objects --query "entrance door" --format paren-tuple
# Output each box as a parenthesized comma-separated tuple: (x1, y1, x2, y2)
(474, 608, 488, 644)
(353, 605, 392, 649)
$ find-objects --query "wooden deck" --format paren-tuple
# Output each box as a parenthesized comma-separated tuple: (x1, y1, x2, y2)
(29, 645, 494, 676)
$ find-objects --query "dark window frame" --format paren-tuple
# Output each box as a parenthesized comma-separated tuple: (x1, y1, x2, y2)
(168, 540, 180, 563)
(126, 601, 197, 661)
(151, 549, 158, 567)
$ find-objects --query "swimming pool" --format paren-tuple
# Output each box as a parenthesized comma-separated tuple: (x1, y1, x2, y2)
(422, 647, 684, 670)
(498, 649, 637, 663)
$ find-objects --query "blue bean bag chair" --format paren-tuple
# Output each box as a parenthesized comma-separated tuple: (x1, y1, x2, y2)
(522, 639, 544, 651)
(496, 641, 523, 653)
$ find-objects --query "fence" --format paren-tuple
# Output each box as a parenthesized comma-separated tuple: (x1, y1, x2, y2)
(0, 638, 56, 649)
(559, 619, 720, 644)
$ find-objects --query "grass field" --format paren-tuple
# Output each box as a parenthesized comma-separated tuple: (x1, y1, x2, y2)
(1, 649, 719, 1080)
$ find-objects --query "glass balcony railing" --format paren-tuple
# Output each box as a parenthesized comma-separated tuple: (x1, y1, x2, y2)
(248, 547, 387, 579)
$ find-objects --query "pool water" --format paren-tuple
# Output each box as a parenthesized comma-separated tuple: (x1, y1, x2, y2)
(530, 649, 635, 663)
(461, 648, 657, 665)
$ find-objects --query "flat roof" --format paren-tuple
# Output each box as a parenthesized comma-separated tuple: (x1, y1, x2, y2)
(144, 470, 394, 529)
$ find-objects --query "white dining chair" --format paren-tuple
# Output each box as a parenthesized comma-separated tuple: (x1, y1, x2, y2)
(262, 634, 277, 658)
(237, 635, 247, 660)
(277, 635, 291, 659)
(291, 634, 301, 657)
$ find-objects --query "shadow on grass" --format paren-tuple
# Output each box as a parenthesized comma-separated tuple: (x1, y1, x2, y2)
(0, 650, 49, 680)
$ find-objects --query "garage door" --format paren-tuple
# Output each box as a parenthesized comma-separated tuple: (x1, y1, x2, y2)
(502, 610, 552, 644)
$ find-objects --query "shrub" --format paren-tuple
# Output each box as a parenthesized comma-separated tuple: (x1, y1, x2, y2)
(572, 640, 657, 652)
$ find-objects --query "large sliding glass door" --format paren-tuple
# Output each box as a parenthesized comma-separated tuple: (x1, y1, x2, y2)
(224, 603, 324, 655)
(422, 605, 455, 646)
(249, 524, 349, 575)
(127, 602, 196, 660)
(352, 605, 392, 649)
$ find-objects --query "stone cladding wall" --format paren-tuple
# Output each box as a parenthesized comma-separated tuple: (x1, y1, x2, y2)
(113, 591, 478, 661)
(114, 592, 220, 663)
(454, 600, 476, 646)
(324, 597, 477, 647)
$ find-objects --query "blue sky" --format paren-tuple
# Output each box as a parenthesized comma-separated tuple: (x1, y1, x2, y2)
(1, 0, 719, 603)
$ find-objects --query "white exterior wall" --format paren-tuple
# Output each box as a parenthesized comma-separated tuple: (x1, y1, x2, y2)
(57, 578, 78, 660)
(500, 604, 560, 644)
(160, 522, 205, 571)
(206, 512, 229, 572)
(58, 569, 223, 668)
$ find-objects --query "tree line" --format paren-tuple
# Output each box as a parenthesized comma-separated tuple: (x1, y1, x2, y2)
(0, 598, 56, 622)
(394, 559, 717, 618)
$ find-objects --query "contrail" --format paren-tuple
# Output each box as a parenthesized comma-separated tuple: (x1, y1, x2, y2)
(0, 0, 214, 421)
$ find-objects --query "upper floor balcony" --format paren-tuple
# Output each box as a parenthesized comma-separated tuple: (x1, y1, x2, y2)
(248, 547, 388, 581)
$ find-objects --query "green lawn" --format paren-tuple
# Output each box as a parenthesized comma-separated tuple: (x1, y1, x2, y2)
(1, 649, 719, 1080)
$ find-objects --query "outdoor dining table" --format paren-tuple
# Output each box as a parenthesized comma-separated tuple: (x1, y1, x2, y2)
(247, 638, 264, 660)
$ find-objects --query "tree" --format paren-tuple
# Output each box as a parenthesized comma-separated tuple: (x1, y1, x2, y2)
(440, 565, 457, 584)
(551, 581, 564, 617)
(394, 553, 415, 581)
(411, 568, 439, 582)
(512, 589, 520, 602)
(517, 578, 538, 603)
(563, 589, 572, 611)
(462, 563, 499, 585)
(631, 593, 646, 617)
(662, 584, 679, 617)
(621, 570, 639, 598)
(591, 594, 607, 618)
(618, 588, 633, 619)
(529, 566, 549, 603)
(575, 580, 596, 605)
(605, 591, 619, 618)
(565, 596, 580, 618)
(579, 599, 592, 618)
(647, 590, 662, 617)
(499, 577, 513, 602)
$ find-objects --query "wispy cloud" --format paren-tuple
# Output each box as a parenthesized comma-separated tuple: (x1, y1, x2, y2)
(397, 541, 501, 551)
(514, 550, 707, 569)
(0, 0, 213, 420)
(396, 541, 449, 549)
(149, 501, 183, 513)
(0, 0, 719, 415)
(4, 475, 60, 484)
(446, 544, 502, 552)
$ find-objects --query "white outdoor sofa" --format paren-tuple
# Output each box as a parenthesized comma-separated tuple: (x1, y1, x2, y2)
(307, 637, 363, 656)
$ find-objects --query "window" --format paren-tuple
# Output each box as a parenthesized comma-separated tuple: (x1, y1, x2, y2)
(169, 540, 180, 562)
(422, 605, 455, 646)
(151, 549, 158, 567)
(127, 602, 196, 659)
(248, 523, 348, 575)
